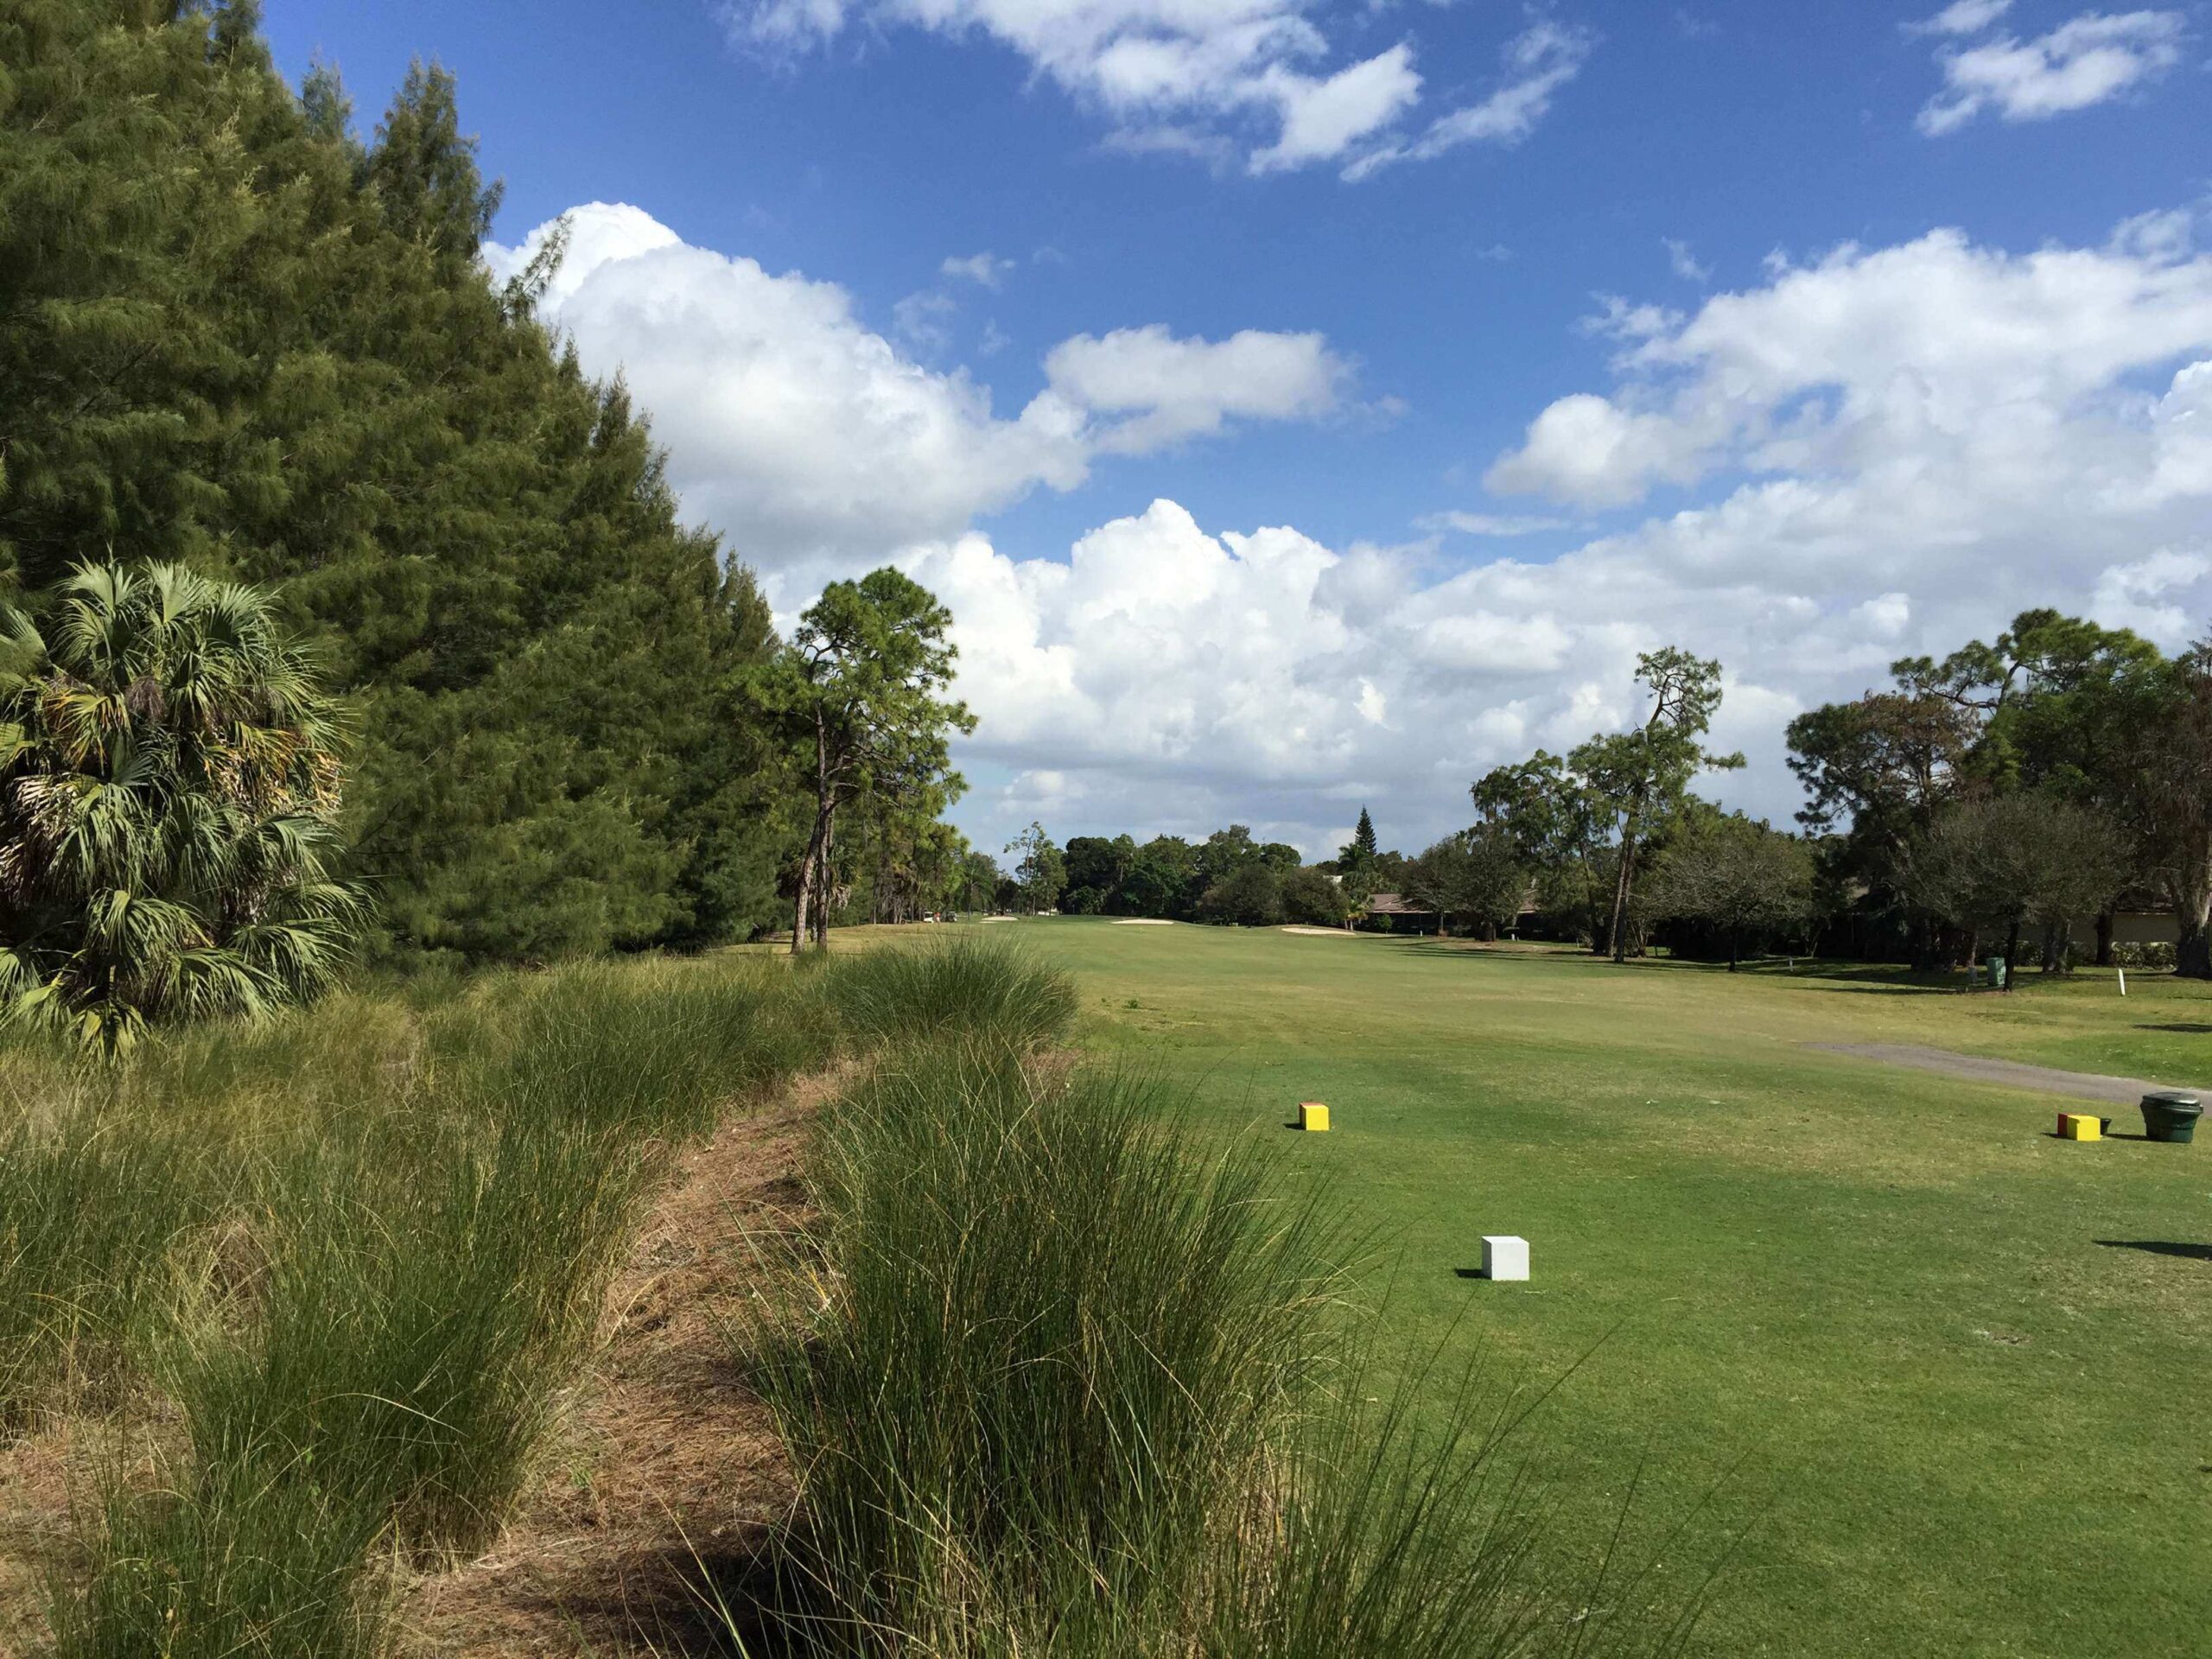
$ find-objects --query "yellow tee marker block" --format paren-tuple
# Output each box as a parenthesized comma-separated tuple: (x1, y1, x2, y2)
(2057, 1112, 2101, 1141)
(1299, 1102, 1330, 1133)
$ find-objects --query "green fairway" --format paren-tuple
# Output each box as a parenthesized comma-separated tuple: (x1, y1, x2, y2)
(939, 919, 2212, 1658)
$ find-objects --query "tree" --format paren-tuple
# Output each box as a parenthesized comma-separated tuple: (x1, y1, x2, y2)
(1005, 821, 1067, 914)
(1902, 794, 2127, 984)
(1351, 807, 1378, 862)
(1063, 834, 1140, 915)
(1403, 829, 1529, 938)
(1577, 649, 1742, 963)
(753, 570, 973, 953)
(1123, 836, 1197, 918)
(0, 563, 369, 1048)
(2110, 643, 2212, 978)
(1280, 865, 1351, 926)
(1196, 864, 1284, 927)
(1471, 752, 1615, 950)
(1644, 813, 1816, 969)
(0, 9, 801, 962)
(955, 850, 1001, 914)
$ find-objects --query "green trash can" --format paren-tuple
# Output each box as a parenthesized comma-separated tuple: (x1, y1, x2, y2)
(2139, 1092, 2202, 1144)
(1986, 956, 2006, 990)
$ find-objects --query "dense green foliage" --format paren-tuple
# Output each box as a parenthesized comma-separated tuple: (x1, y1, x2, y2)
(1789, 611, 2212, 973)
(0, 0, 798, 963)
(0, 562, 365, 1045)
(754, 567, 974, 950)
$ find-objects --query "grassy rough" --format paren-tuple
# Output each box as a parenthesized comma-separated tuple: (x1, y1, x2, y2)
(16, 951, 849, 1656)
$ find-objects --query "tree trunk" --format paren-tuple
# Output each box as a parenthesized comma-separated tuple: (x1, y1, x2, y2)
(2094, 910, 2115, 968)
(2167, 867, 2212, 979)
(1727, 926, 1739, 972)
(2180, 918, 2212, 979)
(1607, 814, 1640, 964)
(791, 815, 824, 957)
(2003, 918, 2022, 992)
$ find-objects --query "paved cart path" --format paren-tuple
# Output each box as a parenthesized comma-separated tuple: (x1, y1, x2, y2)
(1808, 1043, 2210, 1106)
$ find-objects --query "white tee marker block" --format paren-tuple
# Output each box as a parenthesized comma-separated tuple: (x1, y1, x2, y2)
(1481, 1235, 1529, 1281)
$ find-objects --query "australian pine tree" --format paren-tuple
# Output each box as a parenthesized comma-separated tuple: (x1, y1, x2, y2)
(0, 0, 799, 959)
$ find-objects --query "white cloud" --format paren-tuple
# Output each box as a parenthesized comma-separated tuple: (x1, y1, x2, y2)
(1488, 224, 2212, 508)
(1041, 325, 1348, 453)
(1416, 512, 1579, 537)
(1249, 43, 1422, 174)
(1917, 10, 2184, 135)
(1344, 22, 1593, 179)
(1664, 238, 1712, 284)
(717, 0, 1587, 176)
(1906, 0, 2014, 37)
(920, 214, 2212, 854)
(942, 251, 1016, 288)
(496, 204, 2212, 861)
(485, 203, 1349, 578)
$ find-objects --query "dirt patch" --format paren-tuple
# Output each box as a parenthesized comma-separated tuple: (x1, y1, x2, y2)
(1806, 1043, 2212, 1106)
(394, 1075, 842, 1656)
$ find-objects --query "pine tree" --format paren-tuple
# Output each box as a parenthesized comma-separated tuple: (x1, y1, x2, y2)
(1354, 807, 1379, 861)
(0, 2, 808, 960)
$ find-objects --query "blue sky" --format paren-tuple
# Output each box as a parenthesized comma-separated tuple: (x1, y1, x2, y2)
(262, 1, 2212, 860)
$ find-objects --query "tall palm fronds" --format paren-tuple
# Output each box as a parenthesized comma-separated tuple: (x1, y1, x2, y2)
(0, 563, 369, 1049)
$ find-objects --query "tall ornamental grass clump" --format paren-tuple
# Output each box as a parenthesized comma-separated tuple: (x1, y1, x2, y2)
(822, 934, 1078, 1048)
(0, 1106, 212, 1426)
(50, 951, 847, 1649)
(743, 942, 1715, 1657)
(156, 1112, 654, 1556)
(744, 1036, 1341, 1651)
(48, 1443, 393, 1659)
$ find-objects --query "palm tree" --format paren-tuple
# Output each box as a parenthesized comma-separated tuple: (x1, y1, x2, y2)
(0, 562, 369, 1048)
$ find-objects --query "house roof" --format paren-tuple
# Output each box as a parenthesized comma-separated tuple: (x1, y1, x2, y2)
(1363, 891, 1433, 915)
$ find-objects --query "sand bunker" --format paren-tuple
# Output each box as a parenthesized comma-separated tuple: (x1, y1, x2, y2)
(1111, 918, 1176, 925)
(1280, 925, 1355, 936)
(979, 915, 1019, 924)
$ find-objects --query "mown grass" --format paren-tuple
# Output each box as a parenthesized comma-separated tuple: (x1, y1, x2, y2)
(903, 918, 2212, 1659)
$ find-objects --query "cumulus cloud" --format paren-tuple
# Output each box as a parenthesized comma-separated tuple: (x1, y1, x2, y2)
(484, 203, 1350, 576)
(1917, 9, 2184, 134)
(1488, 224, 2212, 507)
(1040, 325, 1348, 453)
(715, 0, 1587, 176)
(925, 215, 2212, 854)
(497, 204, 2212, 860)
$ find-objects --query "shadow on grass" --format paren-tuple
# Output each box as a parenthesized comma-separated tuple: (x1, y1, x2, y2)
(537, 1532, 806, 1658)
(2095, 1239, 2212, 1263)
(2137, 1022, 2212, 1034)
